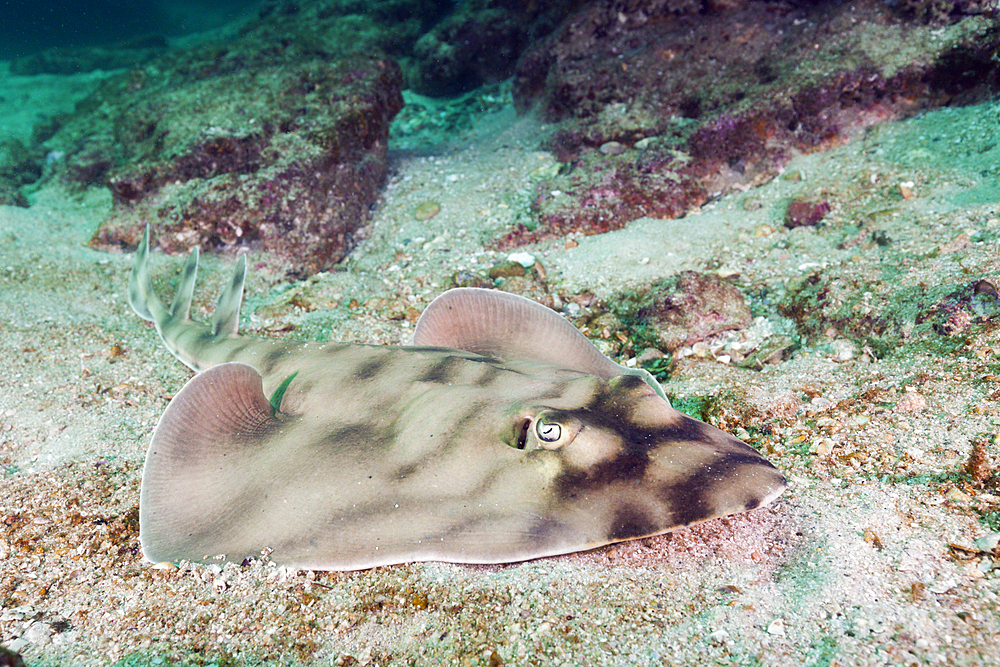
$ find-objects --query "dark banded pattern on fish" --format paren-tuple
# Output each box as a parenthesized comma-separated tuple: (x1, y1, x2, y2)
(130, 226, 786, 570)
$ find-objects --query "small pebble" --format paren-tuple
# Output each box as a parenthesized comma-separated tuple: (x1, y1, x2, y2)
(974, 533, 1000, 552)
(811, 439, 836, 456)
(708, 629, 730, 642)
(413, 201, 441, 221)
(488, 261, 526, 279)
(785, 197, 830, 228)
(830, 339, 856, 362)
(507, 252, 536, 268)
(930, 578, 958, 594)
(22, 621, 53, 645)
(599, 141, 626, 155)
(691, 342, 712, 359)
(529, 163, 561, 179)
(895, 390, 927, 412)
(767, 619, 786, 636)
(945, 487, 970, 504)
(150, 561, 178, 570)
(973, 279, 998, 298)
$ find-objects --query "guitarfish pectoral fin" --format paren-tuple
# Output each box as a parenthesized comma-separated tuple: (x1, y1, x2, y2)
(139, 362, 286, 565)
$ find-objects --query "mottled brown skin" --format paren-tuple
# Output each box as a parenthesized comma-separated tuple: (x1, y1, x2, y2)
(130, 227, 786, 570)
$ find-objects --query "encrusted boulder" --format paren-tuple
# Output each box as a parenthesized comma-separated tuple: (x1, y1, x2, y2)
(87, 53, 403, 277)
(613, 272, 753, 352)
(506, 0, 1000, 244)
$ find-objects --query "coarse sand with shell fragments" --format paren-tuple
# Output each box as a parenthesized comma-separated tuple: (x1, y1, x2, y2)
(1, 72, 1000, 665)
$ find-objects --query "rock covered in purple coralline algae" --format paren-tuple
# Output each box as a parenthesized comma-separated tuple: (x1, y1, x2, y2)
(505, 0, 1000, 244)
(87, 54, 403, 277)
(785, 198, 831, 228)
(495, 143, 706, 249)
(780, 270, 1000, 356)
(635, 272, 753, 352)
(917, 280, 1000, 336)
(516, 0, 998, 149)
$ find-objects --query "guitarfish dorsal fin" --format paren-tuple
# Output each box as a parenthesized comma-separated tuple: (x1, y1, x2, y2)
(414, 287, 666, 400)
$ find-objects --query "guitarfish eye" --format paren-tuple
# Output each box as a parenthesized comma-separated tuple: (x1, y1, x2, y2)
(537, 420, 561, 442)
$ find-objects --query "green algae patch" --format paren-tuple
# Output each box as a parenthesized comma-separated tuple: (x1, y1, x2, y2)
(606, 272, 753, 352)
(780, 272, 1000, 359)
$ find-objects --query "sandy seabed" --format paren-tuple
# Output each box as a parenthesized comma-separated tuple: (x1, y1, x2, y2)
(1, 63, 999, 666)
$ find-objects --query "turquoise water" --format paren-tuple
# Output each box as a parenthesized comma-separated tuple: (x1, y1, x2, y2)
(2, 0, 253, 60)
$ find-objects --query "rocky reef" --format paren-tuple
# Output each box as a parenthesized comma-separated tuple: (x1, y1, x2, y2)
(85, 53, 403, 277)
(7, 0, 998, 275)
(504, 0, 1000, 244)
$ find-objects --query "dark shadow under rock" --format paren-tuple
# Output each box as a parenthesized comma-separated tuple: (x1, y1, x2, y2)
(0, 140, 42, 188)
(0, 179, 30, 208)
(9, 35, 169, 76)
(410, 0, 583, 97)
